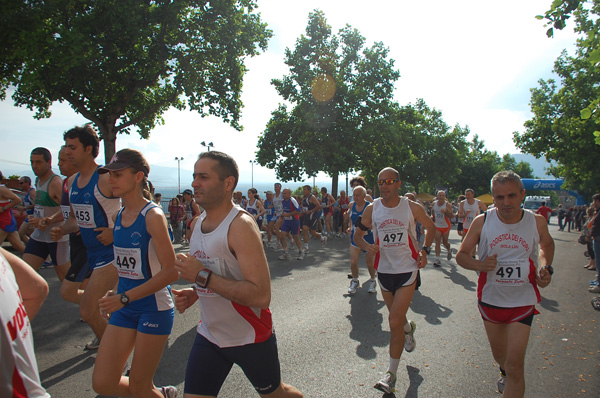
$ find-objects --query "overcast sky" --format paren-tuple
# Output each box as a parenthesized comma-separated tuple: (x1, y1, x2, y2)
(0, 0, 578, 185)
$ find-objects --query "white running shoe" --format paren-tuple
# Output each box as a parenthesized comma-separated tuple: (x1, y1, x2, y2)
(367, 279, 377, 294)
(404, 320, 417, 352)
(85, 336, 100, 350)
(433, 259, 441, 267)
(447, 245, 453, 260)
(297, 251, 304, 260)
(279, 252, 290, 260)
(374, 371, 396, 394)
(321, 236, 327, 247)
(348, 279, 359, 294)
(160, 385, 178, 398)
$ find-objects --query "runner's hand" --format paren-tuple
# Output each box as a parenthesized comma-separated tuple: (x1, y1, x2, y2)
(172, 288, 198, 314)
(98, 290, 118, 319)
(537, 267, 552, 288)
(94, 227, 114, 246)
(175, 253, 204, 282)
(417, 252, 427, 269)
(50, 226, 64, 242)
(479, 254, 497, 273)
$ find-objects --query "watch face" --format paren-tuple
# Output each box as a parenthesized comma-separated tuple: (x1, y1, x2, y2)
(120, 294, 129, 304)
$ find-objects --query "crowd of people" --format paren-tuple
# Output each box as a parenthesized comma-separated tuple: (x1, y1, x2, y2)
(1, 125, 598, 397)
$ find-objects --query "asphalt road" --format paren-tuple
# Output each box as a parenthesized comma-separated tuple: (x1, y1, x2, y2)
(27, 221, 599, 397)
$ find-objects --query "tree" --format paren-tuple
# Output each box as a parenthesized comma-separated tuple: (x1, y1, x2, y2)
(256, 10, 399, 196)
(0, 0, 271, 162)
(454, 135, 502, 196)
(499, 154, 534, 179)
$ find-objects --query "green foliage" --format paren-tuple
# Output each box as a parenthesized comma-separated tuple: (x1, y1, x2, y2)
(8, 175, 20, 180)
(0, 0, 272, 162)
(256, 10, 399, 195)
(514, 1, 600, 197)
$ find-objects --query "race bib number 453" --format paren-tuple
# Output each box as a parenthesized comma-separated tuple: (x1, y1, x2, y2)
(71, 203, 97, 228)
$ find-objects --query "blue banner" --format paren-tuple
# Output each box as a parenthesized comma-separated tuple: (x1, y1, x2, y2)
(521, 179, 564, 190)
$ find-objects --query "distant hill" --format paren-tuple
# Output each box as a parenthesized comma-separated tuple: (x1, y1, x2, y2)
(511, 153, 555, 178)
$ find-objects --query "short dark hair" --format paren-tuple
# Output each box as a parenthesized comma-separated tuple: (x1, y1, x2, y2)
(31, 147, 51, 163)
(593, 193, 600, 202)
(350, 176, 367, 188)
(198, 151, 239, 189)
(303, 185, 311, 191)
(64, 124, 100, 158)
(20, 176, 32, 184)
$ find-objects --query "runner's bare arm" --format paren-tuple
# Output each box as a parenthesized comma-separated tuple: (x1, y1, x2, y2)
(410, 201, 436, 248)
(535, 214, 555, 287)
(456, 215, 496, 273)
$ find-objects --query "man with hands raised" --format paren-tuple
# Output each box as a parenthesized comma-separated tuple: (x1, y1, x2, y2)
(171, 151, 302, 398)
(456, 171, 554, 397)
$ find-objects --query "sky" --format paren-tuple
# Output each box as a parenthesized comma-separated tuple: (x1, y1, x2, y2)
(0, 0, 579, 188)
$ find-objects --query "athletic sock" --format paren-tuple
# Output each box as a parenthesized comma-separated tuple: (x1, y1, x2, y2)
(388, 357, 400, 375)
(403, 321, 413, 333)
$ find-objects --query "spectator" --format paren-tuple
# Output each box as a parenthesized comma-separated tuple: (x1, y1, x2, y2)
(169, 197, 185, 244)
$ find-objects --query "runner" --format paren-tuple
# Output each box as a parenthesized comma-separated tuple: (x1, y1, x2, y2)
(354, 167, 436, 394)
(278, 188, 304, 260)
(182, 189, 201, 246)
(300, 185, 326, 253)
(263, 190, 278, 246)
(50, 125, 121, 350)
(320, 187, 335, 237)
(345, 186, 377, 294)
(246, 188, 266, 229)
(0, 170, 26, 253)
(172, 151, 303, 397)
(22, 147, 71, 281)
(456, 194, 466, 239)
(92, 149, 178, 398)
(336, 190, 350, 237)
(17, 176, 36, 244)
(0, 247, 50, 398)
(432, 190, 453, 266)
(456, 170, 554, 397)
(269, 183, 285, 249)
(458, 189, 487, 240)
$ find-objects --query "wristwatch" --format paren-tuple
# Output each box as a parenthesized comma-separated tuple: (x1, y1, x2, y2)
(195, 269, 212, 288)
(421, 246, 431, 255)
(543, 265, 554, 276)
(120, 292, 130, 306)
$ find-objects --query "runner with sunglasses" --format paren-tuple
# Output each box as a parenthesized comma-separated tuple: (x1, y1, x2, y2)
(354, 167, 436, 394)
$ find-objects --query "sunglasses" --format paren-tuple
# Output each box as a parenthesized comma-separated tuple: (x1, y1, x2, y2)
(377, 179, 399, 186)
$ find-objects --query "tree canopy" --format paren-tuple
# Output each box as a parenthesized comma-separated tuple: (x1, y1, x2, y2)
(256, 9, 399, 196)
(0, 0, 271, 162)
(515, 0, 600, 198)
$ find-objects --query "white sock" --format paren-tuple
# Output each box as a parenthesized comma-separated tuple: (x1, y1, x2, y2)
(388, 357, 400, 375)
(404, 321, 413, 333)
(436, 256, 441, 262)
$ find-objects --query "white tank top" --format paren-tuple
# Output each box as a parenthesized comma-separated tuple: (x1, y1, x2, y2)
(272, 192, 284, 216)
(477, 208, 541, 307)
(462, 199, 481, 230)
(189, 205, 273, 348)
(0, 252, 50, 398)
(372, 197, 418, 274)
(433, 200, 451, 229)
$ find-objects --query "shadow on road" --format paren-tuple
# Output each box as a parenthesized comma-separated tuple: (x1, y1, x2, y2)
(155, 325, 198, 387)
(539, 295, 560, 312)
(439, 263, 477, 292)
(40, 351, 96, 389)
(410, 290, 453, 326)
(346, 293, 388, 360)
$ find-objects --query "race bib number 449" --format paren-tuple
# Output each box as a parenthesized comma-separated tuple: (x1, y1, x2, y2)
(114, 247, 143, 280)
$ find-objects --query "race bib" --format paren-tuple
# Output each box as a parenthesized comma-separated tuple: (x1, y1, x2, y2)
(33, 204, 45, 219)
(378, 224, 405, 249)
(61, 205, 71, 221)
(71, 203, 96, 228)
(493, 259, 528, 286)
(114, 246, 143, 280)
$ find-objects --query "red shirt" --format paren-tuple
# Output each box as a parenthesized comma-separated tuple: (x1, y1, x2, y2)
(536, 206, 552, 221)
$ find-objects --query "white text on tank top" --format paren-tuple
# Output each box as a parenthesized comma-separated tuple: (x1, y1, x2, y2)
(477, 209, 540, 307)
(433, 201, 450, 229)
(0, 252, 50, 398)
(189, 205, 273, 347)
(372, 197, 418, 273)
(462, 199, 480, 230)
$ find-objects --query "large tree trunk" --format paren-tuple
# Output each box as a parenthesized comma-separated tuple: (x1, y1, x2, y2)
(97, 123, 117, 164)
(331, 174, 339, 198)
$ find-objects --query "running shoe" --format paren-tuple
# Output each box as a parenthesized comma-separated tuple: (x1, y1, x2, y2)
(589, 285, 600, 293)
(160, 385, 178, 398)
(348, 279, 359, 294)
(367, 279, 377, 294)
(279, 252, 290, 260)
(297, 251, 304, 260)
(321, 236, 327, 247)
(85, 336, 100, 350)
(590, 280, 599, 286)
(497, 369, 506, 394)
(447, 245, 453, 260)
(374, 371, 396, 394)
(404, 320, 417, 352)
(433, 259, 441, 267)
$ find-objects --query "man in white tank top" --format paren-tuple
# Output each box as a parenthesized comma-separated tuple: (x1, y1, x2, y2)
(457, 188, 487, 236)
(432, 190, 453, 266)
(354, 167, 436, 394)
(172, 151, 302, 398)
(456, 171, 554, 397)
